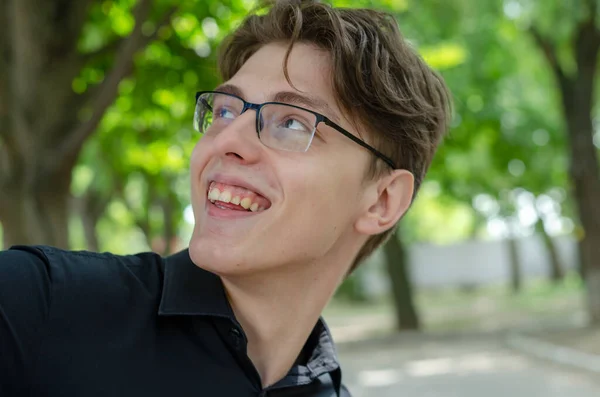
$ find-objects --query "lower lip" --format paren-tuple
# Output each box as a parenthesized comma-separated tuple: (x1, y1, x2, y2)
(206, 200, 263, 219)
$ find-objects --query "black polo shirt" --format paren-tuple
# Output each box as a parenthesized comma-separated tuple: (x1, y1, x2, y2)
(0, 245, 349, 396)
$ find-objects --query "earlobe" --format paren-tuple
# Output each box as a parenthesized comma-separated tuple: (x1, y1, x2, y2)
(355, 170, 414, 236)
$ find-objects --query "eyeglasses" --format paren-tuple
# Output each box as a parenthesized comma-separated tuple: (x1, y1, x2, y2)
(194, 91, 396, 169)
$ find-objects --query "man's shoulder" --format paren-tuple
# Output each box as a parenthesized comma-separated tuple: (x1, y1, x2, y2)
(0, 245, 165, 306)
(0, 245, 51, 269)
(2, 244, 163, 275)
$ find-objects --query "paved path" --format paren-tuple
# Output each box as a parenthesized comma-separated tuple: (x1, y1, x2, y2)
(336, 334, 600, 397)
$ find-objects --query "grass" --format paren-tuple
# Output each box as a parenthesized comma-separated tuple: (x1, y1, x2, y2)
(538, 327, 600, 355)
(324, 273, 586, 339)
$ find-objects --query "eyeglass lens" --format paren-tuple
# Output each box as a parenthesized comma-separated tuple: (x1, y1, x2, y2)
(195, 92, 318, 152)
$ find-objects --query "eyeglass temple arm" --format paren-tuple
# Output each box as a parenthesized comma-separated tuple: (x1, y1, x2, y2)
(323, 119, 396, 169)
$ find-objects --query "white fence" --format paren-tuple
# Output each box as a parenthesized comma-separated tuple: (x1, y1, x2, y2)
(361, 235, 579, 295)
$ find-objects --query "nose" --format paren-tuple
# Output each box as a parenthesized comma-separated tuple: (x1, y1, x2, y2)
(210, 109, 262, 164)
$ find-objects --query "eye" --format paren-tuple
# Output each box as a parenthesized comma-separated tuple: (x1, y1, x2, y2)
(281, 117, 310, 132)
(214, 106, 236, 120)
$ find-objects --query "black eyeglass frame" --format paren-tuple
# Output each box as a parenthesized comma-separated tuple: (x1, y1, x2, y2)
(195, 91, 396, 169)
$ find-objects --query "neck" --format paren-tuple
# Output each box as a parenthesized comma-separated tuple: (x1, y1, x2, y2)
(221, 260, 344, 388)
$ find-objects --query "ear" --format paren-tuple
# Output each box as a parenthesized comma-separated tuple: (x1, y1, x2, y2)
(354, 170, 414, 236)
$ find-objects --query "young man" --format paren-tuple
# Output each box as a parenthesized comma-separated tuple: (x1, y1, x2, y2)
(0, 1, 450, 396)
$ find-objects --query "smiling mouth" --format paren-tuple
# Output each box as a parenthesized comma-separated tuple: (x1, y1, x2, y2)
(207, 181, 271, 212)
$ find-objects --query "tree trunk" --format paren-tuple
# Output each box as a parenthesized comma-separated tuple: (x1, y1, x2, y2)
(81, 211, 100, 253)
(543, 232, 564, 284)
(0, 177, 71, 249)
(531, 9, 600, 323)
(566, 105, 600, 322)
(536, 217, 564, 283)
(0, 0, 176, 251)
(383, 230, 420, 331)
(587, 268, 600, 325)
(77, 191, 110, 252)
(507, 236, 522, 293)
(561, 48, 600, 323)
(577, 238, 586, 280)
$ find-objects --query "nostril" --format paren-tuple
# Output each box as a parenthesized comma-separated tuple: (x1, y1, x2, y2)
(225, 152, 243, 160)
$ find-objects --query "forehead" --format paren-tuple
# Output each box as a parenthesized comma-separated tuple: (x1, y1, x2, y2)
(225, 42, 338, 111)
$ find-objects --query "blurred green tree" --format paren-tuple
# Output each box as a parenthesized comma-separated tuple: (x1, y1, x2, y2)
(1, 0, 595, 326)
(520, 0, 600, 323)
(375, 0, 577, 327)
(0, 0, 253, 251)
(0, 0, 178, 248)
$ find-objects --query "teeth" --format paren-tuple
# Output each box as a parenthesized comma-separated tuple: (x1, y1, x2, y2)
(219, 190, 232, 203)
(240, 198, 252, 210)
(208, 184, 267, 212)
(208, 188, 221, 201)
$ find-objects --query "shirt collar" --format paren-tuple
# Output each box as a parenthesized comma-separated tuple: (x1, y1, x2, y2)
(158, 249, 341, 380)
(158, 248, 233, 317)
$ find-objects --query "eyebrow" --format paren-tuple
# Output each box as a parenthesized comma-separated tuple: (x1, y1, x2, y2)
(214, 83, 341, 124)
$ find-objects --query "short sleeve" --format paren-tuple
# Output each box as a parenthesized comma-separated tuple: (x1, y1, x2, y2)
(0, 246, 52, 396)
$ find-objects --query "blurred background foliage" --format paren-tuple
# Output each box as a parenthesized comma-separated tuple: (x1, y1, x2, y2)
(1, 0, 600, 332)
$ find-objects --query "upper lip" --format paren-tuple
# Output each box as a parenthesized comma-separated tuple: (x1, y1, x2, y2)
(206, 173, 271, 202)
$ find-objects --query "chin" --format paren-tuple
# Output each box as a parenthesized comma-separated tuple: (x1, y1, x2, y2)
(188, 234, 253, 276)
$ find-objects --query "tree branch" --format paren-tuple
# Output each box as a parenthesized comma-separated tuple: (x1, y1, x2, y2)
(124, 174, 155, 249)
(0, 0, 9, 123)
(0, 141, 7, 187)
(0, 0, 15, 162)
(82, 36, 126, 63)
(585, 0, 598, 25)
(0, 0, 5, 192)
(575, 17, 600, 72)
(0, 0, 19, 189)
(7, 0, 56, 174)
(61, 0, 97, 55)
(528, 26, 570, 89)
(54, 1, 178, 167)
(2, 0, 94, 169)
(572, 10, 600, 110)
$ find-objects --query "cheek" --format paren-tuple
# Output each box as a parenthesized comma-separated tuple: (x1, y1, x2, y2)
(189, 140, 213, 209)
(190, 140, 208, 171)
(287, 165, 361, 232)
(189, 138, 216, 187)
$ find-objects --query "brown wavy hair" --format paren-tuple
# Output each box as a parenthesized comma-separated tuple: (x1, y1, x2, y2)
(218, 0, 452, 274)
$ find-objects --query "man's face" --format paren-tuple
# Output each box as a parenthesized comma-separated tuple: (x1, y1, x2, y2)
(188, 42, 373, 276)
